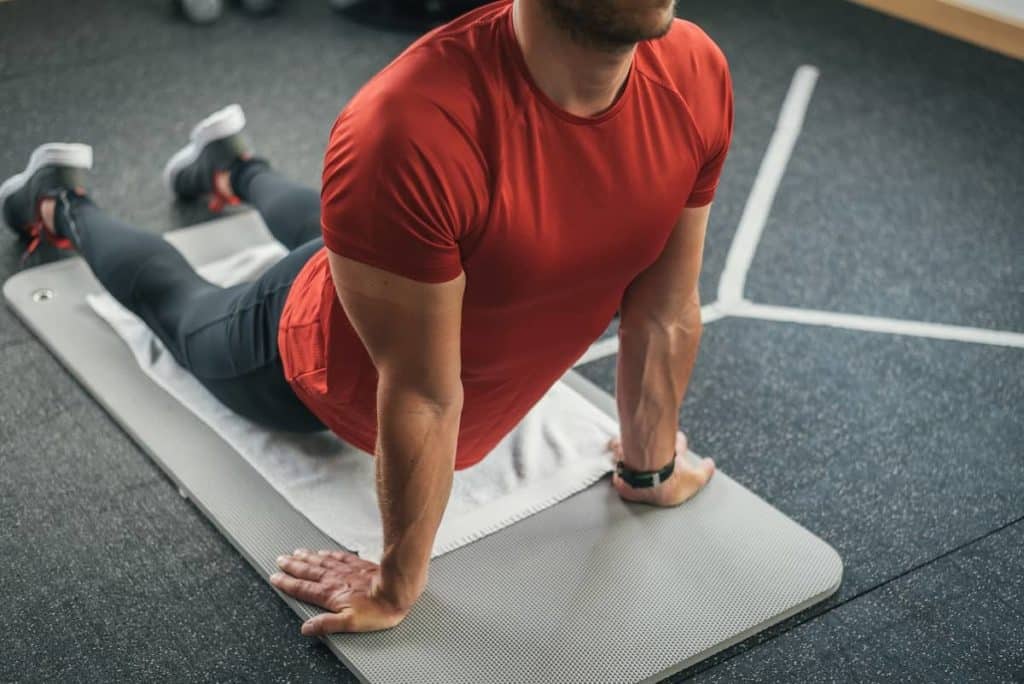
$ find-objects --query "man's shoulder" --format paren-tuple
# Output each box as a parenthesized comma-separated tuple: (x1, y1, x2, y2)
(638, 19, 730, 96)
(347, 2, 508, 133)
(326, 9, 509, 176)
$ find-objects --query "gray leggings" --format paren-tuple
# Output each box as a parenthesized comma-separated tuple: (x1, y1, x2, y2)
(56, 161, 326, 432)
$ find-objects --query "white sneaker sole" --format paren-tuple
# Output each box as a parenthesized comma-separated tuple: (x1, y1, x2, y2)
(0, 142, 93, 232)
(162, 103, 246, 195)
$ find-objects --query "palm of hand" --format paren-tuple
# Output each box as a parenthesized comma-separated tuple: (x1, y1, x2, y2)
(270, 548, 411, 635)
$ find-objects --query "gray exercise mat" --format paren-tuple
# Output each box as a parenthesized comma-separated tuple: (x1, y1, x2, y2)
(4, 212, 842, 684)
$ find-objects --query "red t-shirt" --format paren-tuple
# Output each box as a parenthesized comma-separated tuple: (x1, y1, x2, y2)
(278, 0, 733, 471)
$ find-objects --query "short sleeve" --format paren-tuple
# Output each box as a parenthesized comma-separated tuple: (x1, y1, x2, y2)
(320, 91, 488, 284)
(685, 50, 734, 208)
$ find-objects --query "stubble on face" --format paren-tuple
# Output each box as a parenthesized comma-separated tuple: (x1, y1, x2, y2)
(540, 0, 677, 51)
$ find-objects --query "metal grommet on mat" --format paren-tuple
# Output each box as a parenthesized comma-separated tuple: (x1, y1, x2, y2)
(31, 288, 55, 303)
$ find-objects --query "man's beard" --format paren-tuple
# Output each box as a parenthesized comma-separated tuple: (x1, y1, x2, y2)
(540, 0, 677, 51)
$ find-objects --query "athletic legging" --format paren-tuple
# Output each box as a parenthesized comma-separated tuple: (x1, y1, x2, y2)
(55, 160, 326, 432)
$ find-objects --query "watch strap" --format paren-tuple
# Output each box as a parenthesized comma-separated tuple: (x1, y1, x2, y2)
(615, 454, 676, 489)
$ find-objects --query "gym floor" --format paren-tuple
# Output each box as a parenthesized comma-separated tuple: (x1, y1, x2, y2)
(1, 0, 1021, 681)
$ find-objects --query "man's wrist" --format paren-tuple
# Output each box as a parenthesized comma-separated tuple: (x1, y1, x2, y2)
(375, 561, 427, 610)
(616, 451, 677, 488)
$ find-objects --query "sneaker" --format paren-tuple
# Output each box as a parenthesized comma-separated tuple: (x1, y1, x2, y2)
(163, 103, 251, 212)
(0, 143, 92, 263)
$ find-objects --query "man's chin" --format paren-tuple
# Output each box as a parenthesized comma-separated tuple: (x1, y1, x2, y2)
(545, 0, 677, 49)
(612, 7, 676, 43)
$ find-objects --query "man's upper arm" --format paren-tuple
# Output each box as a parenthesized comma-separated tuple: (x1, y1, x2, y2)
(623, 26, 732, 321)
(318, 85, 486, 402)
(326, 250, 465, 406)
(320, 92, 487, 286)
(620, 205, 711, 327)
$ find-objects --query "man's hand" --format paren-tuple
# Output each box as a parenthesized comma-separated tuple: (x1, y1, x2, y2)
(607, 431, 715, 507)
(270, 549, 414, 635)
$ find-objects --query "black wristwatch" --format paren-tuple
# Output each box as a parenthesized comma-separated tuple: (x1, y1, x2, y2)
(615, 453, 676, 489)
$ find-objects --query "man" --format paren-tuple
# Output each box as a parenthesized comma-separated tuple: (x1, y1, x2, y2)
(1, 0, 731, 635)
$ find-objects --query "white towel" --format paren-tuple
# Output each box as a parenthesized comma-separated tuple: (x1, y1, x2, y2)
(86, 241, 619, 564)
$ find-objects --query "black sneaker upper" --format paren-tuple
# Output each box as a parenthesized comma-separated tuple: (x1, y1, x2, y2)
(172, 134, 251, 200)
(3, 165, 86, 239)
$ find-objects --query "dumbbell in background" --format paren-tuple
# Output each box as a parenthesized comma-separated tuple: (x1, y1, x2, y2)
(176, 0, 282, 24)
(176, 0, 490, 25)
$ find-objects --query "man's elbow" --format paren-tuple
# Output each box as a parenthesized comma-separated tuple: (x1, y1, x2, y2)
(425, 385, 464, 416)
(404, 385, 464, 419)
(377, 370, 464, 418)
(619, 300, 703, 341)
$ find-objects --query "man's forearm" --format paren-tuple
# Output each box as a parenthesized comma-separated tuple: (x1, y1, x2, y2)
(616, 302, 703, 470)
(374, 380, 462, 609)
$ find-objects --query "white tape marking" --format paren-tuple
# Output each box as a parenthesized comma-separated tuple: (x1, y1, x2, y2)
(718, 65, 820, 306)
(722, 301, 1024, 349)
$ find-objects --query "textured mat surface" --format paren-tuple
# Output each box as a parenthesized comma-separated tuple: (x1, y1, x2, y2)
(4, 215, 841, 684)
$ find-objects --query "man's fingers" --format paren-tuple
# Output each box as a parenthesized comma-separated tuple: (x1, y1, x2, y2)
(281, 548, 374, 574)
(316, 549, 365, 569)
(329, 550, 377, 571)
(301, 609, 353, 636)
(675, 431, 688, 455)
(292, 549, 332, 566)
(290, 549, 357, 572)
(699, 457, 716, 482)
(276, 556, 326, 581)
(270, 573, 334, 608)
(607, 437, 623, 461)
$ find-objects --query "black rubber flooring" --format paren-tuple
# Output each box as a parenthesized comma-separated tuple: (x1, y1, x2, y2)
(1, 0, 1021, 681)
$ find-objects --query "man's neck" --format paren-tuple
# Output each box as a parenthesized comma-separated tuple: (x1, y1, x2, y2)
(512, 0, 636, 118)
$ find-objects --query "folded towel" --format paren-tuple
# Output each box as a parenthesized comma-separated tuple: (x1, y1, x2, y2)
(86, 240, 618, 564)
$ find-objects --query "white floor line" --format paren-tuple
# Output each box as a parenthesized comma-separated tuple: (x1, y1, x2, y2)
(701, 302, 728, 325)
(723, 301, 1024, 349)
(718, 65, 820, 306)
(573, 302, 729, 367)
(577, 64, 1021, 368)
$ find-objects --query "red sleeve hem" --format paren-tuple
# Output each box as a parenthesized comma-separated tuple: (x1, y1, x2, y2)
(684, 186, 718, 208)
(323, 232, 463, 284)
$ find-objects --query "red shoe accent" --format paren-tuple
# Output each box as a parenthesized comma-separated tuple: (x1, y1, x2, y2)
(18, 198, 75, 265)
(207, 183, 241, 213)
(19, 219, 44, 265)
(44, 230, 73, 251)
